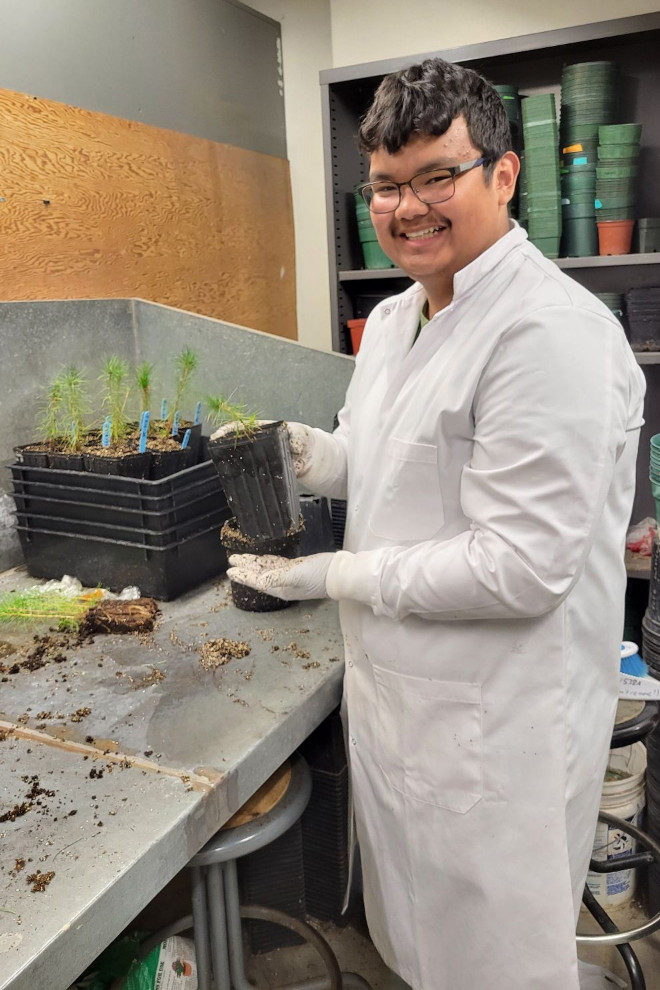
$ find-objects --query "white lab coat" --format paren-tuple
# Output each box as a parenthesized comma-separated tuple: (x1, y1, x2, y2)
(311, 224, 645, 990)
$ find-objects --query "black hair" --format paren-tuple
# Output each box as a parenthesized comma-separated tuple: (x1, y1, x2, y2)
(357, 58, 512, 176)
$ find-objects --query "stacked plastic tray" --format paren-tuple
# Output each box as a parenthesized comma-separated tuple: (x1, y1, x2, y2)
(522, 93, 561, 258)
(10, 458, 230, 599)
(625, 287, 660, 352)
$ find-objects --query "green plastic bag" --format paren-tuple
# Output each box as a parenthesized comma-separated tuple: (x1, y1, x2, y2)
(121, 937, 197, 990)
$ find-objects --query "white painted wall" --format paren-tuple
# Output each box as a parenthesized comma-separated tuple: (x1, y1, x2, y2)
(243, 0, 333, 352)
(329, 1, 660, 67)
(246, 1, 660, 351)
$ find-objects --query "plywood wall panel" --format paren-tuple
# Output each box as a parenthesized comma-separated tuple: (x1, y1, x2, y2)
(0, 89, 297, 339)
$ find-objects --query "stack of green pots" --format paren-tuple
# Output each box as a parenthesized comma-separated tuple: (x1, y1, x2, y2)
(521, 93, 561, 258)
(650, 435, 660, 523)
(594, 292, 625, 321)
(354, 189, 395, 270)
(494, 84, 522, 155)
(559, 61, 618, 257)
(596, 123, 642, 222)
(517, 151, 528, 231)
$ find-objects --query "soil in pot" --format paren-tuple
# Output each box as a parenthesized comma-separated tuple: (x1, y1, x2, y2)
(220, 515, 303, 612)
(208, 421, 300, 540)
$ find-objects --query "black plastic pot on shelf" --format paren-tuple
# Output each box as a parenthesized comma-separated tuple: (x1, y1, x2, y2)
(207, 421, 300, 540)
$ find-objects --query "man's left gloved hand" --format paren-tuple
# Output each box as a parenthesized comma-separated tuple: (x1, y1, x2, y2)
(227, 553, 334, 601)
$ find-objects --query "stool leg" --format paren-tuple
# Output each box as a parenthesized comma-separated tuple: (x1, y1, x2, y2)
(223, 859, 253, 990)
(191, 866, 213, 990)
(207, 862, 232, 989)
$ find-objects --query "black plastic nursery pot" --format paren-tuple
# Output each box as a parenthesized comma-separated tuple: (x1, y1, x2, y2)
(149, 447, 195, 480)
(83, 451, 152, 479)
(207, 421, 300, 540)
(220, 515, 302, 612)
(13, 444, 50, 468)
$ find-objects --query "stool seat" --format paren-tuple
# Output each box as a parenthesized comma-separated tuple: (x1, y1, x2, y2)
(192, 755, 311, 866)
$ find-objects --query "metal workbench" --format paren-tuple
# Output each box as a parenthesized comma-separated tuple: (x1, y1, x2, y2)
(0, 567, 344, 990)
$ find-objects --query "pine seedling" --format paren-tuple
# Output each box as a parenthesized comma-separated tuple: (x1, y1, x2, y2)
(0, 588, 91, 630)
(100, 356, 130, 444)
(205, 395, 260, 439)
(39, 372, 65, 450)
(135, 362, 154, 416)
(167, 347, 198, 431)
(60, 365, 86, 451)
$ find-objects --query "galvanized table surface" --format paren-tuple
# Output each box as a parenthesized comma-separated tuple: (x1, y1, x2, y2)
(0, 567, 345, 990)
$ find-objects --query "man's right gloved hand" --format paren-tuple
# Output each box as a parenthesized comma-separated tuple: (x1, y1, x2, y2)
(209, 420, 315, 478)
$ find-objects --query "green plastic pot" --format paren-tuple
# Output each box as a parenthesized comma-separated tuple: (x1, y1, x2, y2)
(598, 123, 642, 144)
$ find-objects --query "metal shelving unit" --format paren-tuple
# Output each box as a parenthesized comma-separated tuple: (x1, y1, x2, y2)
(321, 13, 660, 354)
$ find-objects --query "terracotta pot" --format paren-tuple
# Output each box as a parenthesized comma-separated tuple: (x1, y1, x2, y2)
(597, 219, 635, 256)
(347, 318, 367, 355)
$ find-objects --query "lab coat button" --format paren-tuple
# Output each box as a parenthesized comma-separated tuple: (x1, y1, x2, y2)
(383, 307, 391, 315)
(348, 660, 354, 667)
(351, 736, 357, 746)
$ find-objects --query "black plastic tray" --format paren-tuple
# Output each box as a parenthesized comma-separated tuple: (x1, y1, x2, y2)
(11, 487, 226, 532)
(15, 505, 228, 548)
(10, 457, 218, 498)
(15, 522, 228, 600)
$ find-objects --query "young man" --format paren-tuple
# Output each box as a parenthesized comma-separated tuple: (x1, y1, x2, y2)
(227, 59, 645, 989)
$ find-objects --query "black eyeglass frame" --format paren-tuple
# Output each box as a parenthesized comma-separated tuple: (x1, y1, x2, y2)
(358, 156, 492, 213)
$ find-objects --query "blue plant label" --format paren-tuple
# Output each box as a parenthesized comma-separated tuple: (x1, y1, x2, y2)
(138, 411, 150, 454)
(182, 428, 192, 449)
(595, 199, 602, 210)
(161, 398, 168, 420)
(102, 416, 112, 448)
(171, 411, 180, 436)
(574, 156, 588, 165)
(70, 420, 77, 442)
(194, 401, 202, 426)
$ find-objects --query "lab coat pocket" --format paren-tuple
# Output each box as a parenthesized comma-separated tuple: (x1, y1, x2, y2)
(368, 437, 444, 541)
(372, 665, 482, 814)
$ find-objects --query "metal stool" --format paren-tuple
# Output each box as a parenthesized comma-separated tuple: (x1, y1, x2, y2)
(578, 701, 660, 990)
(153, 752, 370, 990)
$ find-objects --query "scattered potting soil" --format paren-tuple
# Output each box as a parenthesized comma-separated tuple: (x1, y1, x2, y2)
(285, 642, 311, 660)
(200, 638, 251, 670)
(82, 598, 160, 635)
(26, 870, 55, 893)
(0, 630, 92, 676)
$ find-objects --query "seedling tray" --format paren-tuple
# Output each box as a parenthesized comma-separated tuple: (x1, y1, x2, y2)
(10, 456, 218, 498)
(15, 521, 228, 600)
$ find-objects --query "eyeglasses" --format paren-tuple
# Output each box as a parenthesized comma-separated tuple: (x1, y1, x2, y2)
(358, 157, 491, 213)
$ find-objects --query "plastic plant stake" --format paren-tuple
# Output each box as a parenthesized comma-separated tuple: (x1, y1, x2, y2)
(194, 401, 202, 426)
(138, 411, 150, 454)
(102, 417, 112, 448)
(181, 428, 192, 449)
(161, 398, 168, 420)
(171, 411, 180, 437)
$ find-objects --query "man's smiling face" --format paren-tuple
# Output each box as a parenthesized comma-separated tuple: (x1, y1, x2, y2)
(368, 117, 517, 310)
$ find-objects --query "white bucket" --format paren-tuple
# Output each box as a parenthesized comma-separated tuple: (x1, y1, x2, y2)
(587, 742, 647, 909)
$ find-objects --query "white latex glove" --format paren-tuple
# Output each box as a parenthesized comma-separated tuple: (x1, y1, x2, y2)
(227, 553, 334, 601)
(209, 420, 314, 479)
